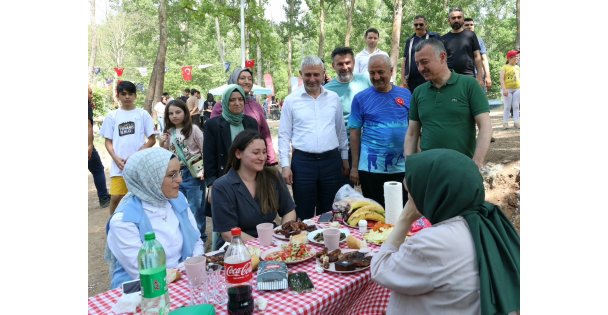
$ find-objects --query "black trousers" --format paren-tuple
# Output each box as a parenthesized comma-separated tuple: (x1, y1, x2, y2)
(291, 149, 344, 220)
(358, 171, 407, 207)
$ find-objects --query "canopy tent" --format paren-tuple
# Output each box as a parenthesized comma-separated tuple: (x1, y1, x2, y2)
(208, 84, 273, 97)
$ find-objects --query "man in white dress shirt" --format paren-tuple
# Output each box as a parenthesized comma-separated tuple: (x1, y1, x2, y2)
(279, 55, 349, 220)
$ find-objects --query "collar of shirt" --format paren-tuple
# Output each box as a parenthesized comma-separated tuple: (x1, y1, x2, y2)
(427, 70, 459, 90)
(297, 85, 329, 99)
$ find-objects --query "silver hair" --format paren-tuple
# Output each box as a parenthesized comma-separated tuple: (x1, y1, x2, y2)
(368, 54, 392, 68)
(414, 38, 446, 59)
(300, 55, 325, 70)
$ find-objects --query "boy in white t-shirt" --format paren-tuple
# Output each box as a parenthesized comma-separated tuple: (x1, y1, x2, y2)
(100, 81, 156, 214)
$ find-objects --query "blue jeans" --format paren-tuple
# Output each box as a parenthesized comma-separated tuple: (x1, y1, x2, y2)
(179, 167, 207, 242)
(291, 149, 344, 220)
(157, 117, 165, 133)
(88, 147, 110, 203)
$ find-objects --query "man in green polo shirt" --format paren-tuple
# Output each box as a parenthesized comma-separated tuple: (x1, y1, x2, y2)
(404, 38, 491, 169)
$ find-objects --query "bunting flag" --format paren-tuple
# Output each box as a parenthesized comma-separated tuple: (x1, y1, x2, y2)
(114, 67, 124, 77)
(245, 59, 255, 69)
(165, 66, 170, 73)
(94, 67, 101, 75)
(224, 62, 231, 73)
(106, 78, 114, 85)
(181, 66, 193, 81)
(137, 67, 148, 76)
(136, 83, 145, 92)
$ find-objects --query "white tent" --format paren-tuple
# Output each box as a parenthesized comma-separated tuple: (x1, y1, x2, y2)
(208, 84, 273, 97)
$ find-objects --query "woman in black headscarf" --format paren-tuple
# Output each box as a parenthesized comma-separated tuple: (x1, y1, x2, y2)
(371, 148, 519, 315)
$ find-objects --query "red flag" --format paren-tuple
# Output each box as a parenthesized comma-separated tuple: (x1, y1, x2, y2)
(114, 67, 124, 77)
(181, 66, 193, 81)
(245, 59, 255, 68)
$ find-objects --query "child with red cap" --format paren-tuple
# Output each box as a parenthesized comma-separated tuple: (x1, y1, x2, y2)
(500, 50, 520, 129)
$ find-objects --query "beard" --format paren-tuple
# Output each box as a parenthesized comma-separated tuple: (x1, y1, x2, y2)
(337, 71, 353, 82)
(450, 22, 462, 30)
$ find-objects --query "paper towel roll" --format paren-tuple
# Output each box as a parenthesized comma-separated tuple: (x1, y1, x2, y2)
(384, 181, 403, 224)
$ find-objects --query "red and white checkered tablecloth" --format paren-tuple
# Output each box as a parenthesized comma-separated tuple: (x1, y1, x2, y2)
(88, 217, 390, 315)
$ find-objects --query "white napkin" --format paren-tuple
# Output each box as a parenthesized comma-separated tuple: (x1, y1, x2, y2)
(111, 292, 141, 314)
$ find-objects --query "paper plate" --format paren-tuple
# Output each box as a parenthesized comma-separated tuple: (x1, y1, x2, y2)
(260, 245, 316, 264)
(273, 224, 315, 240)
(319, 249, 372, 274)
(307, 228, 350, 245)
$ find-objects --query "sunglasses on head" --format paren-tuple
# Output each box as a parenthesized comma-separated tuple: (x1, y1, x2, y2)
(414, 23, 424, 27)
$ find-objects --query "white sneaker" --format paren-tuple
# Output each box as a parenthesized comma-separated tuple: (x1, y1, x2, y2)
(503, 123, 509, 129)
(514, 122, 520, 129)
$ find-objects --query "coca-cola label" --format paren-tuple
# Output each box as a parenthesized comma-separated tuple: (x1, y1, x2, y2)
(225, 260, 252, 284)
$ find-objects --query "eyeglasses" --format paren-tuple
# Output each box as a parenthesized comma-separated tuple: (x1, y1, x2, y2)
(170, 170, 183, 182)
(414, 23, 425, 27)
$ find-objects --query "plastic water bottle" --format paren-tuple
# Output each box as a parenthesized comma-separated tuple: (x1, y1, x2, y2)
(224, 227, 254, 315)
(138, 232, 170, 315)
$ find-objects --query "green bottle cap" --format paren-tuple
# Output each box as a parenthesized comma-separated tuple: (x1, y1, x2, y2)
(144, 232, 156, 241)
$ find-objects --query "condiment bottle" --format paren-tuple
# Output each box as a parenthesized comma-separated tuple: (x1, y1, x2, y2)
(358, 220, 368, 234)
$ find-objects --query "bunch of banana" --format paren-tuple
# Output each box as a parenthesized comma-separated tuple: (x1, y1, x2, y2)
(346, 202, 386, 227)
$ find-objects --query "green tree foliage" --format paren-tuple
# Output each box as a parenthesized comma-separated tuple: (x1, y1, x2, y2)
(89, 0, 517, 105)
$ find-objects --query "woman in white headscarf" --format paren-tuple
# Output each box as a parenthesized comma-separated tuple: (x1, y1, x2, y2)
(106, 147, 205, 289)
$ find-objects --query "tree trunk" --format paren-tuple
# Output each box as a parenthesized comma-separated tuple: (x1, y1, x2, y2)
(317, 0, 325, 57)
(143, 0, 168, 114)
(515, 0, 520, 50)
(389, 0, 403, 82)
(257, 37, 262, 84)
(257, 0, 263, 85)
(214, 17, 226, 74)
(345, 0, 355, 46)
(88, 0, 98, 83)
(287, 34, 293, 94)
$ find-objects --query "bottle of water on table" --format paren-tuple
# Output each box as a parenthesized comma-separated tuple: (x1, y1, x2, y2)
(138, 232, 170, 315)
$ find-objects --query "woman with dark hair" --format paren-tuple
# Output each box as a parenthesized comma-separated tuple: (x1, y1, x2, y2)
(210, 129, 296, 247)
(371, 149, 519, 315)
(210, 67, 277, 166)
(158, 99, 206, 242)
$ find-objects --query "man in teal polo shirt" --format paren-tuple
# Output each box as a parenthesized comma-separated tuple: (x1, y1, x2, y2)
(404, 38, 491, 169)
(325, 46, 372, 127)
(325, 46, 372, 183)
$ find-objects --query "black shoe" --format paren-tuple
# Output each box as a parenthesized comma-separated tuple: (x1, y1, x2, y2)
(100, 197, 111, 208)
(491, 137, 496, 143)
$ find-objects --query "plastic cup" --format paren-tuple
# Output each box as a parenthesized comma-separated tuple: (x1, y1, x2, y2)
(323, 228, 340, 251)
(256, 222, 274, 247)
(184, 256, 207, 286)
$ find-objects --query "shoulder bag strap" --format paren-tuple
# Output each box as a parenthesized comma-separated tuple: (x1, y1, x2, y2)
(171, 130, 189, 166)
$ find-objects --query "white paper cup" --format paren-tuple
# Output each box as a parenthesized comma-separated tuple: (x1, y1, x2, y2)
(256, 223, 274, 247)
(184, 256, 207, 286)
(323, 228, 340, 251)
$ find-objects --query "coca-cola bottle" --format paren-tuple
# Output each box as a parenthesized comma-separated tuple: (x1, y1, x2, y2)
(224, 227, 254, 315)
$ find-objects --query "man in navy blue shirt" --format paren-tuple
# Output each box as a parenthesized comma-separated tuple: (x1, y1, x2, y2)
(401, 15, 440, 93)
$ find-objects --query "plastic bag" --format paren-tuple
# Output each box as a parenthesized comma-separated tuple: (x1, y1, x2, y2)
(331, 185, 384, 227)
(332, 184, 382, 211)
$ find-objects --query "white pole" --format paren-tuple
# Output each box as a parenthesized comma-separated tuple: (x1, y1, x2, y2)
(240, 0, 246, 68)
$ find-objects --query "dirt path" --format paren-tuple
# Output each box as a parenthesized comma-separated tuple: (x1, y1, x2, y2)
(88, 105, 519, 297)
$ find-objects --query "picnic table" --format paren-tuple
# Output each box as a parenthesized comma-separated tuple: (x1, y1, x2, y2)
(87, 215, 390, 314)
